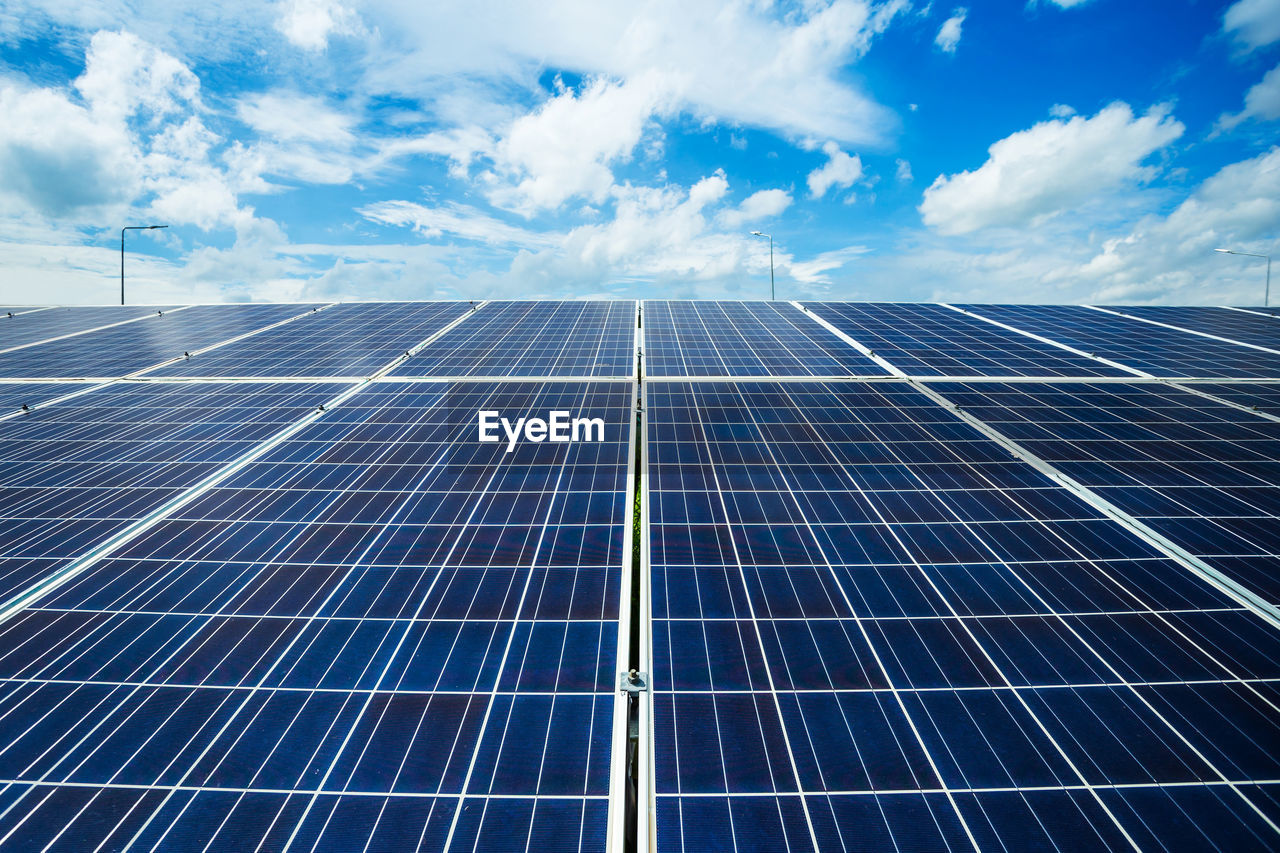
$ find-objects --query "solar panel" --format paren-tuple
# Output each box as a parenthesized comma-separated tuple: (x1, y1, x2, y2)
(0, 306, 180, 351)
(1191, 382, 1280, 416)
(1107, 305, 1280, 351)
(0, 379, 632, 851)
(932, 380, 1280, 606)
(392, 300, 636, 378)
(0, 381, 342, 604)
(0, 382, 95, 414)
(0, 304, 317, 379)
(646, 379, 1280, 851)
(147, 302, 471, 378)
(643, 301, 885, 377)
(805, 302, 1130, 377)
(956, 304, 1280, 378)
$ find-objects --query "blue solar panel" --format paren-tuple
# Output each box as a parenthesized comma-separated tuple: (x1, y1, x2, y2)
(0, 305, 180, 351)
(643, 301, 884, 377)
(0, 379, 632, 851)
(0, 304, 316, 378)
(933, 381, 1280, 606)
(957, 304, 1280, 378)
(647, 379, 1280, 851)
(805, 302, 1130, 377)
(393, 301, 637, 377)
(1109, 306, 1280, 351)
(147, 302, 471, 378)
(0, 382, 93, 414)
(0, 381, 342, 604)
(1192, 382, 1280, 416)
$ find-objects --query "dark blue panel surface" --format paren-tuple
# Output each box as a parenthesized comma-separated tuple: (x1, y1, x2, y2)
(643, 301, 884, 377)
(0, 303, 314, 378)
(0, 305, 179, 351)
(648, 380, 1280, 852)
(806, 301, 1129, 377)
(393, 300, 636, 377)
(1111, 305, 1280, 351)
(0, 380, 631, 851)
(147, 301, 472, 377)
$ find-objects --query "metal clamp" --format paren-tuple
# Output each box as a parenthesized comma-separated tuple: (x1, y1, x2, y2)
(619, 669, 648, 694)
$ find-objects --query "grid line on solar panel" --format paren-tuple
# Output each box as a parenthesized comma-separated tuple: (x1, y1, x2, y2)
(928, 380, 1280, 612)
(646, 380, 1280, 851)
(392, 300, 637, 378)
(642, 301, 885, 377)
(1182, 382, 1280, 418)
(958, 304, 1280, 379)
(1108, 306, 1280, 352)
(144, 302, 474, 378)
(804, 302, 1132, 378)
(0, 380, 631, 852)
(0, 305, 183, 352)
(0, 304, 324, 379)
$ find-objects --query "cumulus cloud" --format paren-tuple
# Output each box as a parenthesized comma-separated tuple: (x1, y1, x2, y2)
(1223, 0, 1280, 51)
(920, 102, 1184, 234)
(1218, 63, 1280, 131)
(718, 189, 793, 228)
(274, 0, 361, 50)
(359, 200, 557, 248)
(895, 159, 913, 182)
(935, 8, 966, 53)
(807, 141, 864, 199)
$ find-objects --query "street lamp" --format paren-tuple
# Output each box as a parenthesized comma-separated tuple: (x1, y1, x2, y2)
(750, 231, 774, 301)
(1214, 247, 1271, 307)
(121, 225, 168, 305)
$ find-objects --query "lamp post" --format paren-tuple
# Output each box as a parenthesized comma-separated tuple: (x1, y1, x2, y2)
(750, 231, 774, 301)
(1214, 247, 1271, 307)
(121, 225, 168, 305)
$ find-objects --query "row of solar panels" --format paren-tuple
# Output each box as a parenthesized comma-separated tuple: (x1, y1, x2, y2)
(0, 301, 1277, 851)
(2, 300, 1280, 380)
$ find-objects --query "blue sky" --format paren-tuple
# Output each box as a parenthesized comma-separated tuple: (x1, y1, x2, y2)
(0, 0, 1276, 304)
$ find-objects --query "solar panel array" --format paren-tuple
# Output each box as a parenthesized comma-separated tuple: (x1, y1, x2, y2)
(0, 299, 1276, 852)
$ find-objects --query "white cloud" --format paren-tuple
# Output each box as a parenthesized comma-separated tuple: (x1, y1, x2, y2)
(1049, 103, 1076, 118)
(238, 92, 357, 145)
(359, 200, 557, 248)
(483, 72, 676, 214)
(1224, 0, 1280, 51)
(895, 158, 913, 182)
(1218, 63, 1280, 130)
(935, 8, 966, 54)
(274, 0, 361, 51)
(920, 102, 1184, 234)
(807, 141, 864, 199)
(718, 189, 793, 228)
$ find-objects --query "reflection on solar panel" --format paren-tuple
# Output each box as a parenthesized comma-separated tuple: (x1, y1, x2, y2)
(647, 380, 1280, 851)
(643, 301, 884, 377)
(1, 299, 1278, 851)
(1192, 382, 1280, 416)
(1108, 305, 1280, 351)
(0, 380, 631, 851)
(958, 304, 1280, 378)
(148, 302, 470, 378)
(394, 301, 636, 377)
(805, 301, 1130, 377)
(0, 305, 180, 351)
(0, 303, 315, 378)
(933, 381, 1280, 606)
(0, 381, 341, 604)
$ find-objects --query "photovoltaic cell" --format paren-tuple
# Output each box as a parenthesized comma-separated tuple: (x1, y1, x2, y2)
(0, 381, 342, 603)
(643, 301, 884, 377)
(0, 305, 180, 351)
(0, 382, 94, 414)
(957, 304, 1280, 378)
(805, 302, 1129, 377)
(933, 381, 1280, 606)
(1109, 306, 1280, 351)
(0, 303, 316, 378)
(147, 302, 471, 378)
(0, 380, 632, 852)
(393, 300, 636, 377)
(647, 380, 1280, 852)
